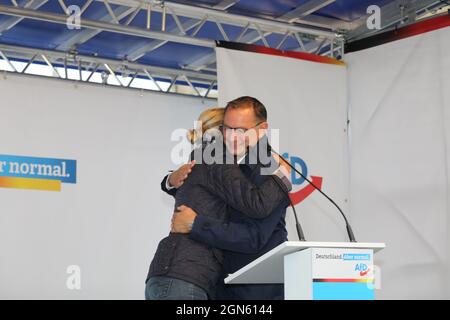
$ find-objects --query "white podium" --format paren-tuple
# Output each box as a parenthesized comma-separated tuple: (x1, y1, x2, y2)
(225, 241, 385, 300)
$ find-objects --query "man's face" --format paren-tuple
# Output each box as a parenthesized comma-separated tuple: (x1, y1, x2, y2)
(222, 107, 268, 156)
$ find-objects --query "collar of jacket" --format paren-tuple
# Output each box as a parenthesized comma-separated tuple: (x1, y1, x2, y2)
(240, 135, 271, 173)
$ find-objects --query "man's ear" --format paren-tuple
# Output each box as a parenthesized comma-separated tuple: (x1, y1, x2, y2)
(258, 122, 269, 138)
(260, 122, 269, 130)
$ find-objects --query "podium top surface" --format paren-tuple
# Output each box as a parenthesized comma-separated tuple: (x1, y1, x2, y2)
(225, 241, 386, 284)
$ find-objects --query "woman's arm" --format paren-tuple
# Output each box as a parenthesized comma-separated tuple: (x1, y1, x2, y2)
(198, 160, 292, 219)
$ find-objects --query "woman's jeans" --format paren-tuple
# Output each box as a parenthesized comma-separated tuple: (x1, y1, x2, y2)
(145, 276, 209, 300)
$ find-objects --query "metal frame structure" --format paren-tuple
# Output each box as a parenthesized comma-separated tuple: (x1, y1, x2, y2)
(0, 0, 448, 98)
(0, 42, 218, 97)
(346, 0, 449, 41)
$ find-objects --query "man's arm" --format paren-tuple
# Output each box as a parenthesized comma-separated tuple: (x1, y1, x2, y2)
(160, 160, 196, 197)
(171, 205, 284, 254)
(161, 174, 177, 197)
(199, 162, 291, 219)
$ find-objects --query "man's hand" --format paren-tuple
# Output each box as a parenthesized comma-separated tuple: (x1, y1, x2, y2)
(168, 160, 196, 188)
(171, 205, 198, 234)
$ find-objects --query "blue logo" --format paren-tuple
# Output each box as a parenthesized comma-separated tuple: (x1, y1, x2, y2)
(355, 263, 369, 272)
(343, 253, 371, 261)
(282, 153, 323, 205)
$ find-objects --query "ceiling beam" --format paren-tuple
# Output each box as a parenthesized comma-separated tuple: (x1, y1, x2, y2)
(0, 43, 216, 82)
(182, 25, 277, 72)
(346, 0, 442, 41)
(278, 0, 336, 23)
(276, 0, 352, 31)
(213, 0, 240, 11)
(56, 5, 137, 51)
(0, 0, 48, 33)
(0, 4, 216, 48)
(126, 18, 202, 61)
(296, 14, 352, 30)
(92, 0, 336, 38)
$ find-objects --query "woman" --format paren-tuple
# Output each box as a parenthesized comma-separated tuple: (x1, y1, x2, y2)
(145, 107, 291, 300)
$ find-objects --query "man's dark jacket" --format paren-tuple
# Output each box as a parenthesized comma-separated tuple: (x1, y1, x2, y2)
(159, 140, 290, 299)
(148, 142, 291, 298)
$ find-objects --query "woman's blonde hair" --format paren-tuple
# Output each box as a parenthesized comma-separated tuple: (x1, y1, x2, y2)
(187, 107, 224, 144)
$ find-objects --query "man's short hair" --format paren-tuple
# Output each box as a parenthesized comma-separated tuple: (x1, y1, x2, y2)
(225, 96, 267, 122)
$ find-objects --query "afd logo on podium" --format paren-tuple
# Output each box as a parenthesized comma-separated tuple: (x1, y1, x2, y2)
(0, 154, 77, 192)
(355, 263, 370, 277)
(312, 248, 375, 300)
(282, 153, 323, 205)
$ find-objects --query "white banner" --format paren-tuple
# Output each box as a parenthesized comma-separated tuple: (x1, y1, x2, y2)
(0, 73, 214, 299)
(347, 26, 450, 299)
(217, 47, 350, 242)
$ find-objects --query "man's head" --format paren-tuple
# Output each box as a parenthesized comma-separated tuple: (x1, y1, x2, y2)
(222, 96, 268, 156)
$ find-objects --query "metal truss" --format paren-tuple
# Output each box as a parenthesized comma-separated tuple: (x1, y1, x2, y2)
(0, 43, 218, 98)
(0, 1, 342, 56)
(0, 0, 348, 97)
(1, 0, 445, 98)
(346, 0, 449, 42)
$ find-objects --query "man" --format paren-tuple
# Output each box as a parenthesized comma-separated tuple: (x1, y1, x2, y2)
(166, 96, 290, 300)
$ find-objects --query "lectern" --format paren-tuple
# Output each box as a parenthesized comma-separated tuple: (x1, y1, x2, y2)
(225, 241, 385, 300)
